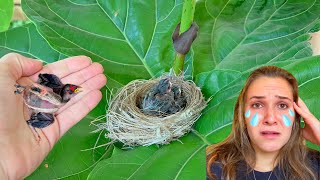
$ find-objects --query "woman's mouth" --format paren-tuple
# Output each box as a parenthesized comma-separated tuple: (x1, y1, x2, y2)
(260, 131, 280, 139)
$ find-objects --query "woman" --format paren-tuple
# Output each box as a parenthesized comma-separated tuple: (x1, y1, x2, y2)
(206, 66, 320, 180)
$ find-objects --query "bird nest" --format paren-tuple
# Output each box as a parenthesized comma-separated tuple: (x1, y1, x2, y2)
(104, 75, 206, 146)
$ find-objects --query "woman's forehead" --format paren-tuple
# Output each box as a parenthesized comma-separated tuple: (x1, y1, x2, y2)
(246, 77, 293, 100)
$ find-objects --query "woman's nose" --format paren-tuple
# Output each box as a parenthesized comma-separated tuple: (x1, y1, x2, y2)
(263, 107, 277, 125)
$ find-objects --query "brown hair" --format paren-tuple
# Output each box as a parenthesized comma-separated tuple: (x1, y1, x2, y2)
(206, 66, 317, 179)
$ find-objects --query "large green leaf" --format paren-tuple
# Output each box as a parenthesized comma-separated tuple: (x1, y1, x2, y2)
(88, 133, 206, 180)
(194, 0, 320, 140)
(21, 0, 194, 90)
(87, 56, 320, 180)
(0, 23, 66, 62)
(0, 24, 111, 179)
(193, 0, 320, 75)
(88, 0, 320, 179)
(18, 0, 320, 179)
(27, 103, 112, 179)
(0, 0, 13, 32)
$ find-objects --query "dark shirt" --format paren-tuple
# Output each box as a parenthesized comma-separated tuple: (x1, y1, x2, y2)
(207, 151, 320, 180)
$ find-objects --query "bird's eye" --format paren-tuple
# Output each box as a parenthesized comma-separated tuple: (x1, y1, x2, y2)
(278, 103, 288, 109)
(252, 103, 263, 109)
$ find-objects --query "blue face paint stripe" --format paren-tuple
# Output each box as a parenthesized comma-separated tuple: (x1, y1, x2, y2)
(245, 109, 251, 118)
(282, 114, 292, 127)
(289, 109, 294, 117)
(250, 113, 259, 126)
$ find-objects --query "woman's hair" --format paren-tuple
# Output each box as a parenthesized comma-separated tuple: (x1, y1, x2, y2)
(206, 66, 318, 180)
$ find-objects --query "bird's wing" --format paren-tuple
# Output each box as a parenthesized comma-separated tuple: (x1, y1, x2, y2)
(38, 73, 64, 89)
(27, 112, 54, 128)
(37, 73, 64, 94)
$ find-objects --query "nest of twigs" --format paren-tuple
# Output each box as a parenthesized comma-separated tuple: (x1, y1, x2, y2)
(104, 74, 206, 146)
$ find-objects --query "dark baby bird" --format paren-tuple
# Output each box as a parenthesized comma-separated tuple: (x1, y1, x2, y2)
(140, 78, 187, 116)
(14, 73, 81, 128)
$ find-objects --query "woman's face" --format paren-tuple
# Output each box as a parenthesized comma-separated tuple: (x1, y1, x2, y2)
(244, 77, 294, 154)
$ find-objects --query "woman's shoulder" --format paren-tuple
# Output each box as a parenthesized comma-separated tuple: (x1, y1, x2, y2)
(307, 149, 320, 168)
(207, 160, 223, 180)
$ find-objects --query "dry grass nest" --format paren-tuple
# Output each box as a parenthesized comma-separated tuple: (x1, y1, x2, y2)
(103, 74, 207, 147)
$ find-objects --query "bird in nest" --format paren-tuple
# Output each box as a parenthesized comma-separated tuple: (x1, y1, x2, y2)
(140, 77, 187, 116)
(14, 73, 81, 128)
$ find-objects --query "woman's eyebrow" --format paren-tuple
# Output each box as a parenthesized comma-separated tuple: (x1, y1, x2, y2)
(275, 95, 292, 101)
(249, 95, 293, 101)
(249, 96, 265, 100)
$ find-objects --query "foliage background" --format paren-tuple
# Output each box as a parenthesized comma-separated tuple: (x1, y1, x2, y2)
(0, 0, 320, 179)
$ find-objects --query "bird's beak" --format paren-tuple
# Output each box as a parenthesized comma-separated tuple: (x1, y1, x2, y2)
(74, 87, 82, 93)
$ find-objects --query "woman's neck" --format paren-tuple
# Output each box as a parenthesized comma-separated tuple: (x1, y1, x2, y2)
(254, 150, 278, 172)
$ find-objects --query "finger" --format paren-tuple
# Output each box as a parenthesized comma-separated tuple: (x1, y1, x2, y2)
(60, 62, 104, 85)
(294, 102, 308, 117)
(294, 102, 314, 124)
(0, 53, 43, 81)
(29, 56, 92, 81)
(297, 97, 311, 114)
(56, 90, 102, 137)
(57, 74, 106, 113)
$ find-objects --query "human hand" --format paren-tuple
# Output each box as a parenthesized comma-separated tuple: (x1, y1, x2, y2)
(294, 97, 320, 145)
(0, 53, 106, 179)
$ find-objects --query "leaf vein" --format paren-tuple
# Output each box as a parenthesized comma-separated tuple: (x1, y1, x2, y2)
(218, 1, 288, 64)
(174, 144, 206, 180)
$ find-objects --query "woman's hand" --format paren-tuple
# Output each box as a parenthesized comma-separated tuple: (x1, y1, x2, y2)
(0, 53, 106, 179)
(294, 97, 320, 145)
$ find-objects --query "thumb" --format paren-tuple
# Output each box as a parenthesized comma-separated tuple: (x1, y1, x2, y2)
(0, 53, 43, 81)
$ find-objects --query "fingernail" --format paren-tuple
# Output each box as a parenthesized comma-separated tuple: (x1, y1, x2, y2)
(87, 56, 93, 64)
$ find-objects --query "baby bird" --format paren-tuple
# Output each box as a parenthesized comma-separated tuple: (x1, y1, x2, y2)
(14, 73, 81, 128)
(140, 78, 187, 116)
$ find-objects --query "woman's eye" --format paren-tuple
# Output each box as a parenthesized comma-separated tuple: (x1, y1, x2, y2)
(278, 103, 288, 109)
(252, 103, 262, 109)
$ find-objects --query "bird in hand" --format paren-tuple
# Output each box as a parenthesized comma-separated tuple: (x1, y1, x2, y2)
(140, 78, 186, 116)
(14, 73, 81, 128)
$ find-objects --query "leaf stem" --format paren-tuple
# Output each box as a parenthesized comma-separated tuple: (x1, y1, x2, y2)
(173, 0, 196, 76)
(191, 129, 211, 145)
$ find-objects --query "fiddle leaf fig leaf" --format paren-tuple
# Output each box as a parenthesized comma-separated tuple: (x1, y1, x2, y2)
(10, 0, 320, 179)
(193, 0, 319, 75)
(88, 1, 320, 179)
(194, 0, 320, 141)
(0, 0, 13, 32)
(0, 23, 66, 62)
(22, 0, 191, 88)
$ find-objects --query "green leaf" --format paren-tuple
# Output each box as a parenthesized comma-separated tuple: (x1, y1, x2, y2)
(0, 23, 67, 62)
(89, 1, 320, 179)
(0, 0, 13, 32)
(26, 100, 113, 179)
(18, 0, 320, 179)
(194, 0, 320, 140)
(21, 0, 192, 88)
(88, 56, 320, 179)
(88, 132, 206, 180)
(193, 0, 319, 75)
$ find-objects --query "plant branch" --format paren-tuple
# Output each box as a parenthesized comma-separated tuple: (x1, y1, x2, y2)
(173, 0, 196, 76)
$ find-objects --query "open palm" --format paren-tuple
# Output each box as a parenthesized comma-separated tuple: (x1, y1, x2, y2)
(0, 53, 106, 179)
